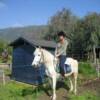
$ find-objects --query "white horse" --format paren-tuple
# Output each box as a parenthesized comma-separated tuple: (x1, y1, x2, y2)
(32, 47, 78, 100)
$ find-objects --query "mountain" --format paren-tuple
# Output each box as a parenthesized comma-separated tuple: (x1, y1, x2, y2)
(0, 25, 47, 43)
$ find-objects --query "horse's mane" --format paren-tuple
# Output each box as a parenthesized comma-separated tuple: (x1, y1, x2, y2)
(42, 48, 54, 58)
(41, 48, 56, 67)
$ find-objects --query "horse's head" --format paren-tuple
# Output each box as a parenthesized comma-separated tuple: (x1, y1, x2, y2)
(32, 47, 43, 67)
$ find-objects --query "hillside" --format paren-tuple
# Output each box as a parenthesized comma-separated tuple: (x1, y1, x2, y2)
(0, 25, 47, 42)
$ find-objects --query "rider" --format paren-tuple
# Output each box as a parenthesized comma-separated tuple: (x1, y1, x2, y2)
(55, 31, 69, 77)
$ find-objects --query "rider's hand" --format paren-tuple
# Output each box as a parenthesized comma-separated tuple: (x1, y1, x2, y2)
(55, 54, 59, 58)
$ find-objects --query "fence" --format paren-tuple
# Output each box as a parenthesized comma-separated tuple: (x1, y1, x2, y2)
(0, 63, 11, 69)
(0, 62, 100, 85)
(96, 59, 100, 77)
(0, 69, 5, 85)
(0, 63, 11, 85)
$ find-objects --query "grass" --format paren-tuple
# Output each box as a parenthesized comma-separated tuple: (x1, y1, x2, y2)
(79, 62, 97, 77)
(0, 62, 99, 100)
(77, 62, 97, 85)
(68, 62, 99, 100)
(68, 91, 99, 100)
(0, 81, 43, 100)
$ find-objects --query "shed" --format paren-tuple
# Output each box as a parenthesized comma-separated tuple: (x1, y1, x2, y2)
(9, 37, 56, 85)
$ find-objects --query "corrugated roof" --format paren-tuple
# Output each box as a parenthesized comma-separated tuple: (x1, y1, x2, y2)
(9, 36, 56, 48)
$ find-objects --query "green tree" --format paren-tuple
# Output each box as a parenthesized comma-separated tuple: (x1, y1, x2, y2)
(83, 13, 100, 62)
(45, 8, 78, 41)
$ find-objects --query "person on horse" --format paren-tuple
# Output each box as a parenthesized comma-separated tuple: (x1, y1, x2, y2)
(55, 31, 69, 77)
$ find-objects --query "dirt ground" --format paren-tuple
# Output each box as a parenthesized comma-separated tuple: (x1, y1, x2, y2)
(37, 78, 100, 100)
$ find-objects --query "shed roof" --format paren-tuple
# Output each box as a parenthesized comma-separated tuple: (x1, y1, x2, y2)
(9, 36, 56, 48)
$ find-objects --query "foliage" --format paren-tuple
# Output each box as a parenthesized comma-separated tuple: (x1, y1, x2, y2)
(45, 8, 100, 60)
(0, 40, 12, 63)
(0, 40, 7, 53)
(45, 8, 78, 41)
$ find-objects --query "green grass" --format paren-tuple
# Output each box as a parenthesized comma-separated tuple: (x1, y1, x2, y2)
(68, 91, 99, 100)
(79, 62, 97, 77)
(0, 81, 43, 100)
(77, 62, 97, 85)
(0, 62, 98, 100)
(68, 62, 99, 100)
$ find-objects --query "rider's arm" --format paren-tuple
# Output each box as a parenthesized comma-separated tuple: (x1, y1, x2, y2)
(56, 40, 68, 57)
(55, 45, 58, 56)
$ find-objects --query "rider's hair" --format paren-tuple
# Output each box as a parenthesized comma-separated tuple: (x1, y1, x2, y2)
(57, 31, 66, 37)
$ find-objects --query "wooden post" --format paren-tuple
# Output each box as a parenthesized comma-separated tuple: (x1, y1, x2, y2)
(93, 46, 96, 64)
(0, 69, 5, 85)
(3, 70, 6, 85)
(97, 59, 100, 78)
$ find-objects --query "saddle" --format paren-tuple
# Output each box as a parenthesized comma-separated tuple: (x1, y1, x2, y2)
(64, 64, 71, 73)
(56, 60, 71, 73)
(56, 64, 71, 74)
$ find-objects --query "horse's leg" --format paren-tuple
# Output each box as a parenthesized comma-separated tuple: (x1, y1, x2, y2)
(52, 76, 57, 100)
(73, 73, 78, 95)
(65, 72, 72, 77)
(49, 78, 52, 87)
(69, 77, 73, 92)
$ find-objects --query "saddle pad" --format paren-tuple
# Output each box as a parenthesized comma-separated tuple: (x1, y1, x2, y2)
(56, 64, 71, 73)
(64, 64, 71, 73)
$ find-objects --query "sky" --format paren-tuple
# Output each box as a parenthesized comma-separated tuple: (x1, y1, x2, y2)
(0, 0, 100, 29)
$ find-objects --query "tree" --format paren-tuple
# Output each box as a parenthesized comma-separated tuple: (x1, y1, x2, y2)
(83, 13, 100, 62)
(45, 8, 78, 41)
(45, 8, 100, 61)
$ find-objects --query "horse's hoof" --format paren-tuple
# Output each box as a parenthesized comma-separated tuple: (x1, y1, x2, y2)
(51, 96, 56, 100)
(74, 91, 77, 95)
(50, 95, 56, 100)
(50, 96, 52, 99)
(52, 98, 56, 100)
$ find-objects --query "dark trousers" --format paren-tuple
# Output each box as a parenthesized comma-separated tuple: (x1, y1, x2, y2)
(59, 55, 66, 75)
